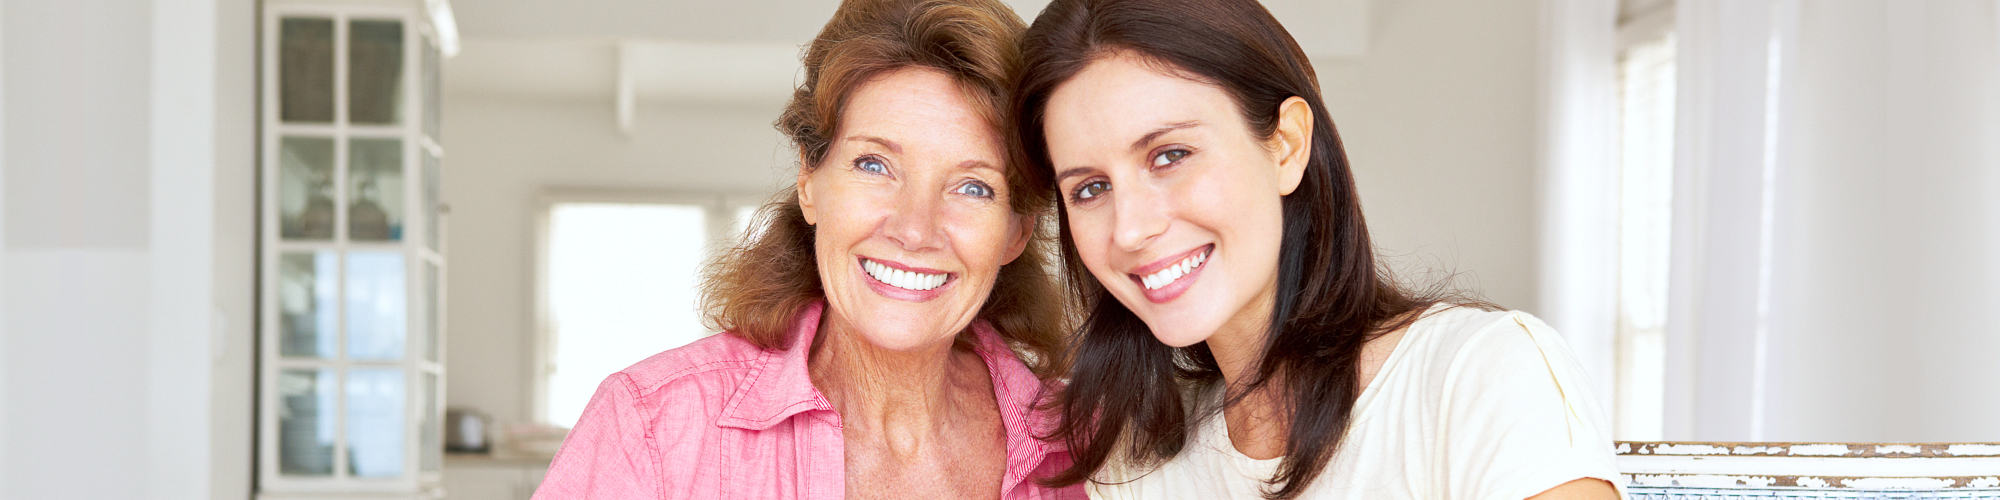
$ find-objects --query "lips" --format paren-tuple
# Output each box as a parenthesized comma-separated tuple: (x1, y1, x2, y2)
(1127, 244, 1213, 303)
(861, 258, 948, 291)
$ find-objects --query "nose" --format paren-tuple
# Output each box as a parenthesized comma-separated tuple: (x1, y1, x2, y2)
(1110, 180, 1170, 252)
(882, 183, 946, 251)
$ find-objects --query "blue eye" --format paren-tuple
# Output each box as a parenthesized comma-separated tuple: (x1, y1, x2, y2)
(956, 181, 995, 198)
(854, 156, 888, 175)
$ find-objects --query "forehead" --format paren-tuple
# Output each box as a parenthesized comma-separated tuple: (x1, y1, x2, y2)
(1043, 54, 1241, 142)
(837, 68, 1003, 154)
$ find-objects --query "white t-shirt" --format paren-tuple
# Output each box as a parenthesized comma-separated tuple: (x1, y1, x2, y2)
(1087, 306, 1625, 500)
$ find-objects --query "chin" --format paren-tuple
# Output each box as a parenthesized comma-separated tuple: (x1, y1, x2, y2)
(1149, 329, 1208, 348)
(1130, 308, 1220, 348)
(852, 318, 953, 352)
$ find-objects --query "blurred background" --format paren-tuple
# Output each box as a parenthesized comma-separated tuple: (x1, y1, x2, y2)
(1, 0, 1996, 498)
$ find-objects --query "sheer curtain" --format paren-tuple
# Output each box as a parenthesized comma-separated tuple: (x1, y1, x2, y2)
(1667, 0, 2000, 442)
(1542, 0, 2000, 442)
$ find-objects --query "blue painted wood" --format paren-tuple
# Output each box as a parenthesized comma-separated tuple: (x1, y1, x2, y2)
(1626, 486, 2000, 499)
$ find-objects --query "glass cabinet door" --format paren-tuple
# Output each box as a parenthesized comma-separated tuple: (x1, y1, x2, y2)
(260, 4, 445, 497)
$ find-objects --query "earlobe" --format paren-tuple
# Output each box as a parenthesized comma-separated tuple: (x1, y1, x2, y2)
(796, 162, 818, 226)
(1273, 96, 1313, 196)
(1000, 212, 1035, 265)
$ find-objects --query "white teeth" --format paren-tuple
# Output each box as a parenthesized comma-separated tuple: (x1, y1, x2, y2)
(1139, 249, 1210, 291)
(863, 259, 948, 291)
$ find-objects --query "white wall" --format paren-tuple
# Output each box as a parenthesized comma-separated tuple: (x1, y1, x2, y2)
(0, 0, 256, 498)
(439, 91, 791, 427)
(1317, 0, 1545, 311)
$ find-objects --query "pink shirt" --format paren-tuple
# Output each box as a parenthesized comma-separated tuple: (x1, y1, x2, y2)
(533, 302, 1083, 499)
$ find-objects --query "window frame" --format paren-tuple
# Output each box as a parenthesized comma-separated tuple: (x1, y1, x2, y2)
(1611, 1, 1677, 442)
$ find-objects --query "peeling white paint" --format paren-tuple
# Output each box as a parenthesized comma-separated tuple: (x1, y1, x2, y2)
(1787, 444, 1852, 456)
(1655, 443, 1731, 455)
(1843, 477, 1955, 489)
(1969, 477, 2000, 488)
(1732, 445, 1782, 455)
(1796, 477, 1831, 488)
(1875, 444, 1922, 455)
(1946, 444, 2000, 457)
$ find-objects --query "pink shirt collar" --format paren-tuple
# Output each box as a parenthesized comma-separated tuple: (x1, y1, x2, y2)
(713, 301, 1066, 490)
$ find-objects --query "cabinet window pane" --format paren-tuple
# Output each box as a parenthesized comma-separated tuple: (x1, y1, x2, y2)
(423, 260, 440, 362)
(278, 369, 337, 476)
(347, 251, 407, 361)
(349, 20, 404, 125)
(422, 36, 441, 139)
(279, 137, 336, 240)
(422, 149, 441, 250)
(420, 372, 441, 474)
(545, 203, 708, 428)
(279, 18, 334, 123)
(350, 138, 404, 241)
(279, 252, 338, 358)
(346, 368, 406, 478)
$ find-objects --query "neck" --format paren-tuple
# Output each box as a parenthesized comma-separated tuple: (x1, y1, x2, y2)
(1206, 283, 1277, 395)
(1204, 284, 1288, 459)
(808, 312, 982, 455)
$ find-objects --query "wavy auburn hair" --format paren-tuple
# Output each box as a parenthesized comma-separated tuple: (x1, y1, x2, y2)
(1015, 0, 1461, 497)
(699, 0, 1066, 376)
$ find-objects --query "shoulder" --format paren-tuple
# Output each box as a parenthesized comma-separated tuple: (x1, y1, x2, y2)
(602, 332, 772, 404)
(1386, 305, 1606, 413)
(1403, 306, 1575, 375)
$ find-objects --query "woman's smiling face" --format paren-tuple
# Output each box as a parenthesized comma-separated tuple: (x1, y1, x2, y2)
(1043, 53, 1308, 348)
(799, 67, 1031, 351)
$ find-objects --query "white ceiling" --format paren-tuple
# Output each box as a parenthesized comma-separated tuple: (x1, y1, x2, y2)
(454, 0, 1057, 44)
(445, 0, 1371, 105)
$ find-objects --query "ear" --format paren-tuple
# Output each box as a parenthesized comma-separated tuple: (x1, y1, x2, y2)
(1270, 96, 1313, 196)
(796, 154, 819, 225)
(999, 211, 1036, 265)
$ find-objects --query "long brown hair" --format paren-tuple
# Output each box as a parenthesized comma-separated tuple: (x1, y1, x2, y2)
(1014, 0, 1450, 497)
(699, 0, 1067, 377)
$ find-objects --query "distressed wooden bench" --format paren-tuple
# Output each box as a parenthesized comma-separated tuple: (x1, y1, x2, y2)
(1617, 442, 2000, 499)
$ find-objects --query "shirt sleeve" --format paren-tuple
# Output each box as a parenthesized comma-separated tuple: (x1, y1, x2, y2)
(533, 373, 664, 500)
(1438, 313, 1623, 500)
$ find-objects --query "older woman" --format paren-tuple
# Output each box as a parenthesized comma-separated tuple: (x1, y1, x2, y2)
(531, 0, 1080, 498)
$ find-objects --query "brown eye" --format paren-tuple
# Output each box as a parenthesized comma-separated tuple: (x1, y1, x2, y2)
(1074, 180, 1110, 201)
(1152, 149, 1188, 167)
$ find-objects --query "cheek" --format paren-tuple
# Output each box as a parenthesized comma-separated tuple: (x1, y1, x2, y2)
(1064, 212, 1118, 276)
(947, 206, 1018, 272)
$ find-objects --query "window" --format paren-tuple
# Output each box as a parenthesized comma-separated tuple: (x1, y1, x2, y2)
(534, 193, 766, 428)
(1613, 1, 1675, 441)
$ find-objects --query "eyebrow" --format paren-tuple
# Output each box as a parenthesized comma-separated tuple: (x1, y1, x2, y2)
(959, 159, 1001, 173)
(1054, 121, 1202, 182)
(845, 136, 902, 154)
(1130, 121, 1200, 152)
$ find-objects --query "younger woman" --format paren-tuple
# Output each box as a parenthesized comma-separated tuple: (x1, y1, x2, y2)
(1013, 0, 1623, 498)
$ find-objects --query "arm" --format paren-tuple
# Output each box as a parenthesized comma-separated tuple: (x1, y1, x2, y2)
(1527, 478, 1620, 500)
(531, 373, 663, 499)
(1440, 313, 1624, 500)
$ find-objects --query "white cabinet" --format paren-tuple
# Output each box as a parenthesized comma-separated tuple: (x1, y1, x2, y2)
(257, 1, 451, 498)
